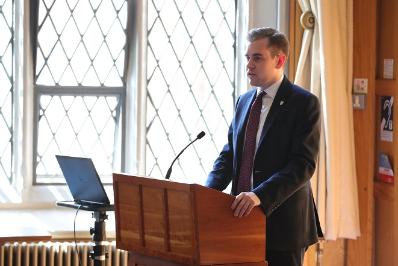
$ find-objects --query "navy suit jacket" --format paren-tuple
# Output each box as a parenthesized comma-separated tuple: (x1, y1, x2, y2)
(206, 77, 323, 250)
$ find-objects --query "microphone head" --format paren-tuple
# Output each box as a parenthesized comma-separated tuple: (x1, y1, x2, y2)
(197, 131, 206, 139)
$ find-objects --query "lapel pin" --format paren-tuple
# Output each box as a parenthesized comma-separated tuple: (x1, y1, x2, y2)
(280, 101, 284, 106)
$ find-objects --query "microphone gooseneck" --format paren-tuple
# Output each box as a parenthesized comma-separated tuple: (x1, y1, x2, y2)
(165, 131, 206, 180)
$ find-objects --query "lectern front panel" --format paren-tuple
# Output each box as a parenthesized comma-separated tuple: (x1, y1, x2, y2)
(168, 190, 195, 256)
(114, 174, 197, 265)
(117, 183, 141, 247)
(114, 174, 266, 266)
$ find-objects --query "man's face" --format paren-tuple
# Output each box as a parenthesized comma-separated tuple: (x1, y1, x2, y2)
(245, 38, 285, 88)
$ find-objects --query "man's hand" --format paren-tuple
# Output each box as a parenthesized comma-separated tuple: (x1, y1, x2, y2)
(231, 192, 261, 217)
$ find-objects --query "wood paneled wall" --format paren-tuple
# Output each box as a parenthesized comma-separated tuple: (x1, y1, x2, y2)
(288, 0, 303, 81)
(348, 0, 377, 265)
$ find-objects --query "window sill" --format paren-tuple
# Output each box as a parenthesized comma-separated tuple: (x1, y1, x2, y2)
(0, 207, 116, 242)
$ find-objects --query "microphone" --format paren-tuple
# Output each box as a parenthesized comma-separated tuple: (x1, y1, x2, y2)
(165, 131, 206, 180)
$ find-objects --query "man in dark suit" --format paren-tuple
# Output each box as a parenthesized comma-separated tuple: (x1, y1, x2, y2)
(206, 27, 323, 266)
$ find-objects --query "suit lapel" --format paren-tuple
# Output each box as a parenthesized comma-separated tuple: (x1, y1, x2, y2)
(258, 77, 292, 146)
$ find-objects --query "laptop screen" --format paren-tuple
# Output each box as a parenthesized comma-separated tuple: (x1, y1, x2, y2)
(56, 155, 110, 206)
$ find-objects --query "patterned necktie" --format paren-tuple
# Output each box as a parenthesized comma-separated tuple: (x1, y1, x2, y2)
(237, 91, 265, 193)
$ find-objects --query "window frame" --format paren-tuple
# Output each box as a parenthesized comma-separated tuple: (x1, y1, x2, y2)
(32, 85, 126, 184)
(31, 0, 131, 184)
(1, 0, 295, 205)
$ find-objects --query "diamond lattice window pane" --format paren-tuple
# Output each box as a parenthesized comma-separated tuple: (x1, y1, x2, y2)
(96, 0, 117, 34)
(37, 16, 58, 62)
(46, 42, 69, 83)
(158, 43, 179, 85)
(146, 0, 236, 184)
(0, 20, 11, 54)
(159, 1, 179, 35)
(214, 16, 236, 62)
(192, 20, 212, 61)
(169, 68, 190, 109)
(73, 0, 94, 34)
(203, 0, 224, 36)
(181, 0, 201, 35)
(36, 95, 121, 183)
(180, 45, 201, 85)
(60, 18, 81, 59)
(69, 43, 91, 83)
(36, 0, 127, 86)
(170, 20, 191, 62)
(50, 0, 70, 34)
(0, 0, 14, 182)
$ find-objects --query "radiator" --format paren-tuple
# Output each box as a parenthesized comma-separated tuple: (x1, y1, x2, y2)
(0, 241, 128, 266)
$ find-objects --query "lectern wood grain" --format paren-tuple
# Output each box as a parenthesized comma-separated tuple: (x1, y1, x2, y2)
(194, 185, 265, 264)
(113, 174, 266, 266)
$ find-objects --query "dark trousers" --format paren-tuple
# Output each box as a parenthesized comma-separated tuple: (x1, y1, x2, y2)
(266, 248, 306, 266)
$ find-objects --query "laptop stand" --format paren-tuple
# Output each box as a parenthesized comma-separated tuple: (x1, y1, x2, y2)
(56, 201, 114, 266)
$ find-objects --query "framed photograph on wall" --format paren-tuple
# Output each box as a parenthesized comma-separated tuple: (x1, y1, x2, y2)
(380, 96, 393, 142)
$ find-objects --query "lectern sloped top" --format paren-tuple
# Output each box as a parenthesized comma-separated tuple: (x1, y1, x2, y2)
(113, 173, 266, 266)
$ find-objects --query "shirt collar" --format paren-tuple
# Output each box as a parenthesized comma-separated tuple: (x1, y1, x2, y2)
(256, 75, 284, 99)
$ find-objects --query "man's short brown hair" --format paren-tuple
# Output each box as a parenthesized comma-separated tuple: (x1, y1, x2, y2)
(247, 27, 290, 58)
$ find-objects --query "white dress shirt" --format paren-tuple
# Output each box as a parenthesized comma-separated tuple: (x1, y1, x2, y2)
(255, 75, 284, 150)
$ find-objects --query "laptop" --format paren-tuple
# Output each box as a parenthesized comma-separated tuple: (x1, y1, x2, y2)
(55, 155, 114, 211)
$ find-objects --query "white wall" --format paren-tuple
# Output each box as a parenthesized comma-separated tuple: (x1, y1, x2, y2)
(248, 0, 290, 75)
(250, 0, 278, 29)
(249, 0, 289, 35)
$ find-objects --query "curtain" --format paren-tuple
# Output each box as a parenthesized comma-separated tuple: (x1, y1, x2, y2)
(294, 0, 360, 239)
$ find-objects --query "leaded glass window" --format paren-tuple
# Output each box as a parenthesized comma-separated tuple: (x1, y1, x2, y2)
(34, 0, 127, 183)
(0, 0, 14, 183)
(146, 0, 236, 183)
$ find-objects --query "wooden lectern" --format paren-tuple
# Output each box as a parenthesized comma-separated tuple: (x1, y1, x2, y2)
(113, 174, 267, 266)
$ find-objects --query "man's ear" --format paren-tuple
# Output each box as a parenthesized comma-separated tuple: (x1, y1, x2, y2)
(275, 54, 287, 69)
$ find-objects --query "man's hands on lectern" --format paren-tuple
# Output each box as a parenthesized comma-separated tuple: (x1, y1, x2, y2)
(231, 192, 261, 217)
